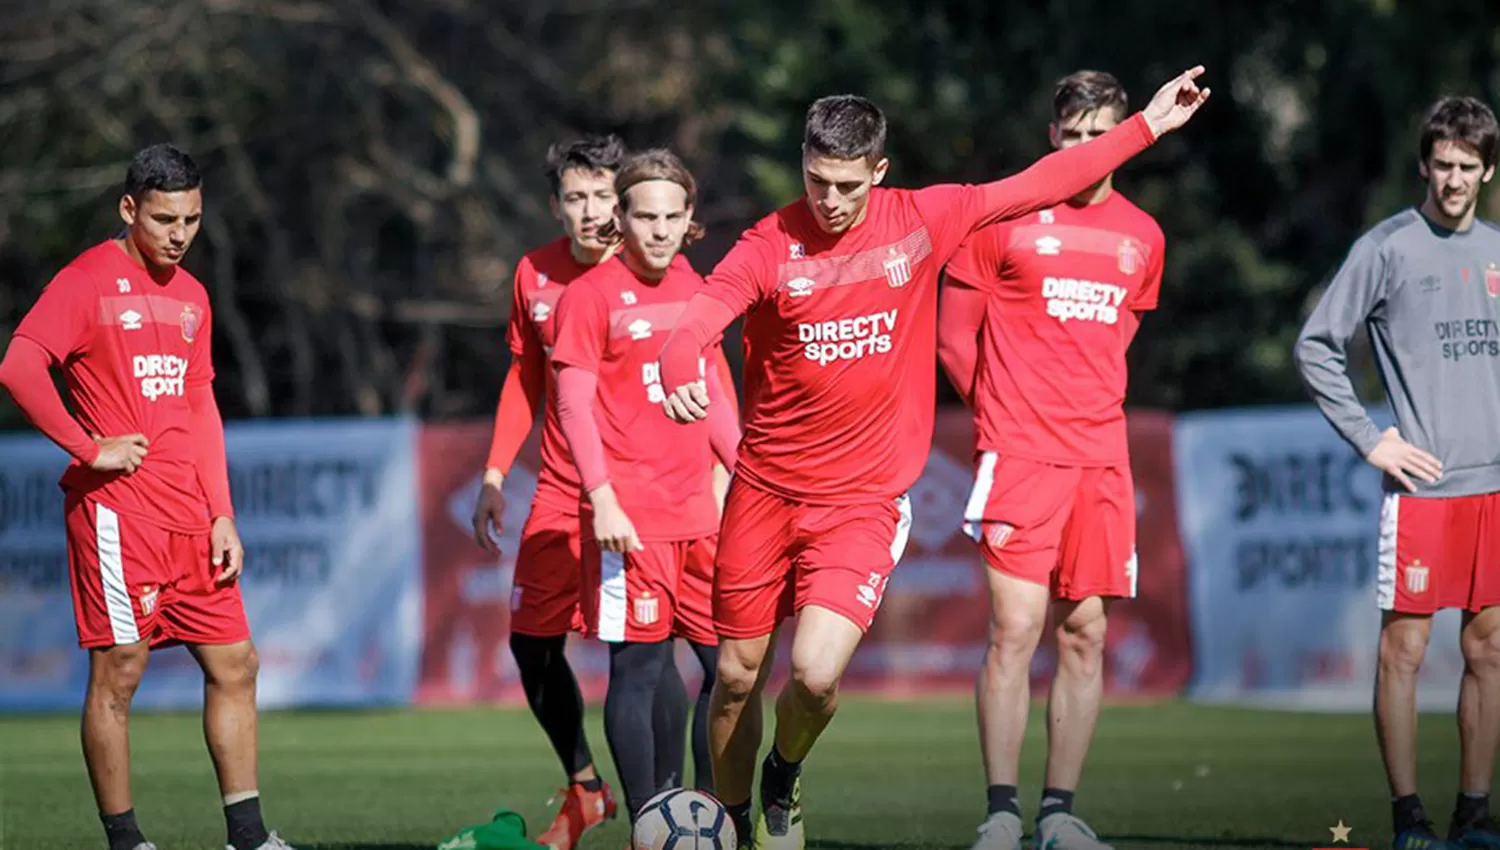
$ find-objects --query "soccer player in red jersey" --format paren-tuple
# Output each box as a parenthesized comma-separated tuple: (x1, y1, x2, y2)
(656, 67, 1211, 848)
(551, 149, 740, 825)
(0, 145, 293, 850)
(937, 71, 1166, 850)
(469, 135, 627, 849)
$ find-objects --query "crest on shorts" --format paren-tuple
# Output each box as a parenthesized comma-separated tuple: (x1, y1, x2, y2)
(138, 585, 159, 616)
(1404, 559, 1429, 594)
(1118, 239, 1143, 275)
(883, 247, 911, 288)
(179, 303, 203, 343)
(634, 592, 659, 625)
(1485, 263, 1500, 299)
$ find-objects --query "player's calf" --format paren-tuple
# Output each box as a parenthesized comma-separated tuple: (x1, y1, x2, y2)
(84, 643, 150, 850)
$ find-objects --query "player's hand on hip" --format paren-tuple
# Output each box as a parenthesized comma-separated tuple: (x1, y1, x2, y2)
(1366, 427, 1443, 493)
(472, 470, 507, 555)
(90, 434, 149, 475)
(1142, 65, 1212, 138)
(663, 381, 711, 423)
(210, 516, 245, 585)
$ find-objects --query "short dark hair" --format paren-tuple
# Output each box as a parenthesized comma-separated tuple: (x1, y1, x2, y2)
(1421, 96, 1500, 169)
(124, 144, 201, 199)
(1053, 70, 1129, 124)
(803, 95, 887, 162)
(545, 134, 627, 195)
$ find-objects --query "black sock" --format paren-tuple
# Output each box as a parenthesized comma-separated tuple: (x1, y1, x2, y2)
(225, 796, 270, 850)
(1039, 788, 1074, 820)
(576, 776, 604, 792)
(604, 640, 672, 822)
(1394, 794, 1430, 834)
(726, 800, 752, 846)
(761, 745, 801, 804)
(987, 784, 1020, 817)
(511, 633, 594, 776)
(653, 648, 690, 791)
(1454, 792, 1490, 829)
(690, 641, 719, 793)
(101, 809, 146, 850)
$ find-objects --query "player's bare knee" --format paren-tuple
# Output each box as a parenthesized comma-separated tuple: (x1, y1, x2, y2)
(1460, 614, 1500, 677)
(89, 644, 148, 712)
(1057, 616, 1108, 672)
(203, 641, 260, 693)
(715, 652, 761, 702)
(789, 662, 839, 710)
(988, 608, 1044, 660)
(1378, 622, 1430, 676)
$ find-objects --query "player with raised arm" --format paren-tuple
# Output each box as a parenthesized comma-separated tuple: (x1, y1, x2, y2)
(1295, 96, 1500, 850)
(550, 149, 741, 826)
(469, 134, 626, 850)
(937, 71, 1165, 850)
(655, 67, 1211, 849)
(0, 145, 293, 850)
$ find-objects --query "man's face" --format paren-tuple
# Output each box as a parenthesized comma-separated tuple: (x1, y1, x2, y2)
(802, 152, 888, 235)
(120, 188, 202, 268)
(552, 167, 618, 253)
(619, 180, 691, 273)
(1050, 106, 1122, 150)
(1421, 140, 1494, 222)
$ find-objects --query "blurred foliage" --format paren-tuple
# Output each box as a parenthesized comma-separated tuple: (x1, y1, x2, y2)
(0, 0, 1497, 426)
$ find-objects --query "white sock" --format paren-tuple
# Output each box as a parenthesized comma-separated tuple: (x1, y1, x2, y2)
(223, 790, 259, 807)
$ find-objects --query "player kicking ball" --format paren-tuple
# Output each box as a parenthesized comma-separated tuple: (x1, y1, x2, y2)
(470, 134, 628, 850)
(1296, 96, 1500, 850)
(0, 145, 293, 850)
(550, 149, 741, 827)
(657, 66, 1211, 850)
(938, 70, 1165, 850)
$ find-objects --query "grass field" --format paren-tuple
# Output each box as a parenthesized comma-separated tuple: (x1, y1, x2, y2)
(0, 695, 1485, 850)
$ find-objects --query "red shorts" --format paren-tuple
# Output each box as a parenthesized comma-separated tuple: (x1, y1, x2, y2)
(581, 535, 718, 645)
(1378, 492, 1500, 614)
(65, 494, 250, 649)
(509, 497, 585, 638)
(961, 452, 1138, 601)
(713, 477, 913, 640)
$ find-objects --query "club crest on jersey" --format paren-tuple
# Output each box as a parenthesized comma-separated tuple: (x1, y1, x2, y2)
(1485, 263, 1500, 299)
(179, 304, 203, 343)
(634, 592, 659, 625)
(883, 248, 911, 288)
(1118, 239, 1143, 275)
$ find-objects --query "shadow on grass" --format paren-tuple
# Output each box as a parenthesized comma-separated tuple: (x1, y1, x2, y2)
(810, 837, 1310, 850)
(303, 844, 436, 850)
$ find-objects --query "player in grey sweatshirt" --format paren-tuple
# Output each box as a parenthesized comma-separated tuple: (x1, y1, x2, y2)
(1295, 96, 1500, 850)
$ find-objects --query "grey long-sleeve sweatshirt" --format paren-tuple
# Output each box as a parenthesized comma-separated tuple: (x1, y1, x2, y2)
(1295, 207, 1500, 498)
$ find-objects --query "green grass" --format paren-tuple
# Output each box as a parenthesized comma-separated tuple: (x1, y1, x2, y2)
(0, 696, 1484, 850)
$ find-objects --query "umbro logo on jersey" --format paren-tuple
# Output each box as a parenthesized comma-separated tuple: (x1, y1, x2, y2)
(531, 301, 551, 322)
(787, 277, 815, 298)
(120, 310, 143, 331)
(1035, 235, 1062, 256)
(628, 319, 653, 340)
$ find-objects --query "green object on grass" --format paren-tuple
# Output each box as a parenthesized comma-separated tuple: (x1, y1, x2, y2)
(436, 808, 549, 850)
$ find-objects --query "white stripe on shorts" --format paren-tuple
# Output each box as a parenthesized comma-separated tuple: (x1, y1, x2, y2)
(1377, 492, 1400, 610)
(962, 451, 998, 541)
(891, 493, 913, 565)
(597, 550, 628, 643)
(95, 504, 140, 645)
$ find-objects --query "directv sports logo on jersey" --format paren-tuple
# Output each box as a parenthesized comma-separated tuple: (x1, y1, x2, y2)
(797, 309, 897, 365)
(133, 354, 188, 401)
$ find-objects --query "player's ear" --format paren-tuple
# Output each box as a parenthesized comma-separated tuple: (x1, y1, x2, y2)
(119, 193, 138, 227)
(1484, 164, 1495, 184)
(1417, 157, 1431, 182)
(1049, 123, 1062, 150)
(871, 157, 890, 186)
(549, 193, 562, 222)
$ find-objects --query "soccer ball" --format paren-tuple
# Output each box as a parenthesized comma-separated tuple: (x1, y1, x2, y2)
(631, 788, 738, 850)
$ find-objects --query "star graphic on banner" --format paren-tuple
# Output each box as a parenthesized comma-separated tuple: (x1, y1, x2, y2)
(1330, 820, 1353, 843)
